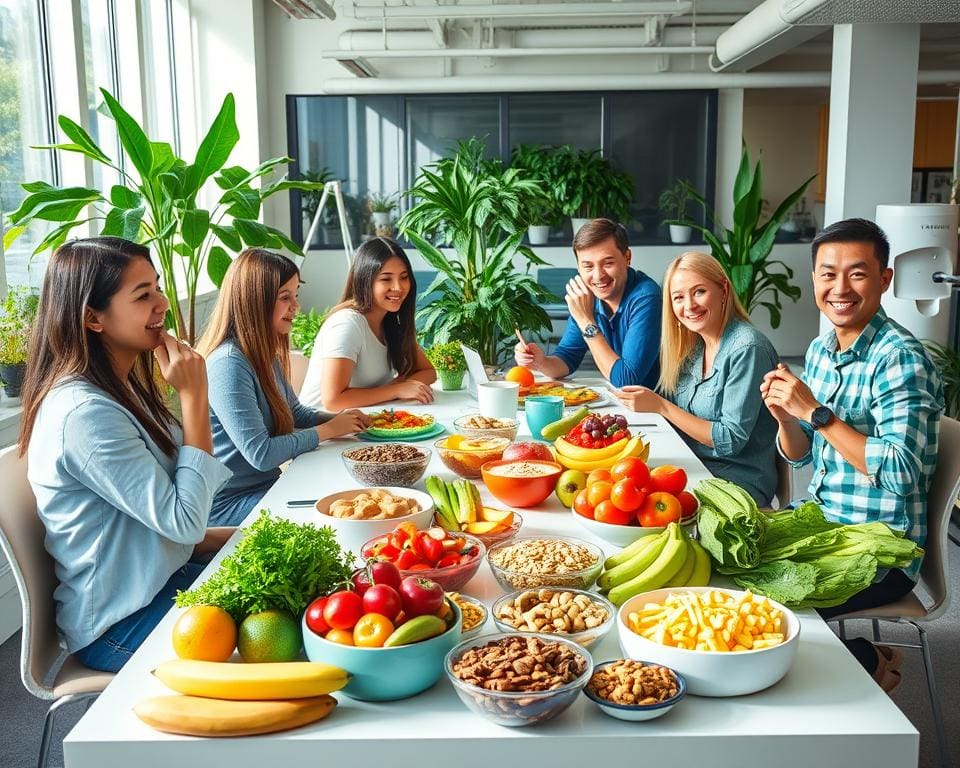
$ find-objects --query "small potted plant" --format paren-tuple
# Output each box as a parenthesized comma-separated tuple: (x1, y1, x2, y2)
(659, 179, 694, 244)
(555, 147, 633, 235)
(425, 341, 467, 391)
(0, 287, 39, 398)
(368, 192, 399, 237)
(510, 144, 562, 245)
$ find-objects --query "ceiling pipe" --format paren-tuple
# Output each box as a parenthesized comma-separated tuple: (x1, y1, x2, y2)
(324, 46, 716, 59)
(347, 1, 693, 21)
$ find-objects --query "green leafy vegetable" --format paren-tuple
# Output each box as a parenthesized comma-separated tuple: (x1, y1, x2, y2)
(175, 510, 354, 622)
(694, 479, 765, 568)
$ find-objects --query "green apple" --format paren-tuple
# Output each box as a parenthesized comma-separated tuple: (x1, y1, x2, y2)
(555, 469, 588, 508)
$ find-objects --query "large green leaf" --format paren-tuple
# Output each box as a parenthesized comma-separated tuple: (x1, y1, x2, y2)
(233, 218, 270, 246)
(402, 230, 459, 278)
(214, 166, 249, 190)
(110, 185, 142, 209)
(263, 224, 304, 256)
(3, 225, 26, 250)
(101, 206, 145, 240)
(7, 187, 103, 224)
(211, 224, 242, 252)
(55, 115, 112, 164)
(32, 217, 96, 255)
(224, 186, 260, 219)
(150, 142, 177, 174)
(181, 208, 210, 249)
(100, 89, 153, 178)
(207, 246, 232, 287)
(185, 93, 239, 195)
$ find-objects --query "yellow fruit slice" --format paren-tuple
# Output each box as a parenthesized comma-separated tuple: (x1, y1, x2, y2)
(554, 436, 629, 462)
(479, 507, 514, 525)
(445, 435, 465, 449)
(465, 521, 504, 535)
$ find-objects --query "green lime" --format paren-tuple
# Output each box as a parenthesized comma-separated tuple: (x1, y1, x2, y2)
(237, 609, 302, 662)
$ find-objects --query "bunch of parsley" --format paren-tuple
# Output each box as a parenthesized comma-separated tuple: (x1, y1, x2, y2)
(176, 510, 354, 622)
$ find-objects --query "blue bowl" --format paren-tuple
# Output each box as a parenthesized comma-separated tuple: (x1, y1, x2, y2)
(301, 602, 462, 701)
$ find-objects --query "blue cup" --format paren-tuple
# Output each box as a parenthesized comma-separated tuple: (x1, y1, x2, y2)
(525, 395, 565, 442)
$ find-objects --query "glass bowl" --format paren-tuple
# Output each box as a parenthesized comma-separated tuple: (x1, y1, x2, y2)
(491, 587, 615, 648)
(486, 535, 603, 592)
(340, 444, 431, 488)
(432, 510, 523, 547)
(446, 592, 489, 640)
(434, 435, 511, 479)
(582, 659, 686, 721)
(444, 632, 594, 727)
(359, 531, 486, 592)
(453, 414, 520, 441)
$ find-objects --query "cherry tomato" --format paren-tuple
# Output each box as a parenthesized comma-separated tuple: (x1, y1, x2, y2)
(586, 480, 613, 507)
(677, 490, 699, 519)
(610, 478, 646, 513)
(323, 590, 364, 631)
(362, 583, 402, 621)
(573, 488, 595, 519)
(304, 596, 330, 636)
(436, 553, 462, 568)
(594, 499, 632, 526)
(638, 492, 683, 527)
(325, 628, 355, 646)
(352, 613, 395, 648)
(399, 576, 444, 617)
(610, 457, 651, 489)
(649, 465, 688, 495)
(586, 468, 612, 486)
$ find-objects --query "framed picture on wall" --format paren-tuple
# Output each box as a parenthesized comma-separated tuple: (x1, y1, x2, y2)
(925, 169, 954, 203)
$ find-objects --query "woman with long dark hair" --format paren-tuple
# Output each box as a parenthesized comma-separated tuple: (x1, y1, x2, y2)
(299, 237, 437, 409)
(19, 237, 233, 672)
(197, 248, 368, 526)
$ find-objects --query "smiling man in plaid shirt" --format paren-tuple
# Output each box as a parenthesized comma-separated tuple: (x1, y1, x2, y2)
(760, 218, 943, 692)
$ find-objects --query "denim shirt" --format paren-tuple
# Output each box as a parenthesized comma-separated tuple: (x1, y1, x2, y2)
(668, 319, 780, 506)
(27, 379, 232, 652)
(553, 267, 662, 388)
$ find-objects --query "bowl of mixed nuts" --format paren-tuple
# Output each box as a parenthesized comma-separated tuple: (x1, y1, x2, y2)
(492, 587, 615, 648)
(341, 443, 431, 487)
(582, 659, 686, 721)
(453, 414, 520, 441)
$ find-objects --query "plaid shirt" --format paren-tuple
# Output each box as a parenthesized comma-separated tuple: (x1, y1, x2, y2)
(782, 308, 943, 581)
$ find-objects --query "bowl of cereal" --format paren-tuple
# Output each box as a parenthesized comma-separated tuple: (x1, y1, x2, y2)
(341, 443, 431, 488)
(435, 435, 511, 479)
(582, 659, 686, 721)
(315, 487, 434, 556)
(492, 587, 614, 648)
(481, 459, 563, 508)
(617, 587, 800, 697)
(486, 536, 603, 592)
(447, 592, 488, 640)
(444, 632, 593, 727)
(453, 414, 520, 441)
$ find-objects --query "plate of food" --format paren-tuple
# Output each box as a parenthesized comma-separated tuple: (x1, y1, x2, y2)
(518, 382, 609, 409)
(361, 409, 445, 441)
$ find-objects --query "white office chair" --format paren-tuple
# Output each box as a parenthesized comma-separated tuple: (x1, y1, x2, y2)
(0, 445, 114, 768)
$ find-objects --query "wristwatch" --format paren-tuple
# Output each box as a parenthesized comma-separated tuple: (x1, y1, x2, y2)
(810, 405, 834, 430)
(581, 323, 601, 339)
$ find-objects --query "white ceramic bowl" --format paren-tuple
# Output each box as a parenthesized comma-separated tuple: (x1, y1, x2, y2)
(571, 508, 697, 548)
(582, 660, 686, 721)
(315, 487, 434, 557)
(617, 586, 800, 697)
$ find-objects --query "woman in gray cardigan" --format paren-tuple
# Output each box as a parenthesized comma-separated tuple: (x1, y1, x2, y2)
(198, 249, 369, 526)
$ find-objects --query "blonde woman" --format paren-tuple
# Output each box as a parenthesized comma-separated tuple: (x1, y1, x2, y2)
(198, 248, 369, 526)
(615, 251, 779, 505)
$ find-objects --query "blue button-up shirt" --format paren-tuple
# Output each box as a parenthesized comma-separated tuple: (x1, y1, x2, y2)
(552, 267, 662, 388)
(781, 308, 943, 580)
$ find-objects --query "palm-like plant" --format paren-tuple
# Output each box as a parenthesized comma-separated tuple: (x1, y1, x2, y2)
(399, 138, 558, 365)
(554, 146, 633, 223)
(924, 340, 960, 418)
(676, 145, 815, 328)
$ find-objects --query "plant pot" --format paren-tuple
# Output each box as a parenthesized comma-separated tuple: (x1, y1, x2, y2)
(669, 224, 692, 244)
(571, 218, 590, 236)
(438, 369, 466, 391)
(0, 362, 26, 398)
(527, 225, 550, 245)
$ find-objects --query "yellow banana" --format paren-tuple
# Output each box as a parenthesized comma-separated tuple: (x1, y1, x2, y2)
(608, 523, 687, 606)
(684, 538, 713, 587)
(554, 436, 646, 472)
(598, 528, 669, 591)
(664, 539, 696, 587)
(134, 694, 337, 737)
(554, 436, 629, 461)
(153, 659, 349, 700)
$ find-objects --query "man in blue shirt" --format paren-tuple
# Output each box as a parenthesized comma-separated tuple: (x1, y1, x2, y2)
(514, 219, 662, 387)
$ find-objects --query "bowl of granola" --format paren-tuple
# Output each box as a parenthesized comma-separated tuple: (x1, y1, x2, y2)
(453, 414, 520, 441)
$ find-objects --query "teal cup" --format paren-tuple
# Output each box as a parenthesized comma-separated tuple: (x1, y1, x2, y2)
(525, 395, 565, 441)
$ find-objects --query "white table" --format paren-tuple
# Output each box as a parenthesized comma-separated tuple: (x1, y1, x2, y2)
(64, 383, 919, 768)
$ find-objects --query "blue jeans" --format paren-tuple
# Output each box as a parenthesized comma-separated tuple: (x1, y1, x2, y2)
(74, 562, 206, 672)
(210, 485, 270, 526)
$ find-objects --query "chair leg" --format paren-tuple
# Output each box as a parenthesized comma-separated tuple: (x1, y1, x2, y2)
(915, 622, 952, 768)
(871, 619, 881, 642)
(837, 618, 846, 641)
(37, 692, 100, 768)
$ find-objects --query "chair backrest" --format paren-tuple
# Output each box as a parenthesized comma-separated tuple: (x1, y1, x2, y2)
(289, 350, 309, 395)
(536, 267, 578, 303)
(0, 445, 61, 700)
(920, 416, 960, 618)
(773, 454, 793, 510)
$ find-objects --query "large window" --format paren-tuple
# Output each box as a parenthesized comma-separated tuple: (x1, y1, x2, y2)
(288, 91, 717, 249)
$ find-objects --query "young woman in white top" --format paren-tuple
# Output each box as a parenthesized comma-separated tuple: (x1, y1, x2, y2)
(299, 238, 437, 409)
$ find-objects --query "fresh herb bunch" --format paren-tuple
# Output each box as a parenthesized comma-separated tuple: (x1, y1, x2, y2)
(290, 307, 328, 357)
(425, 341, 466, 373)
(0, 287, 39, 365)
(175, 510, 354, 622)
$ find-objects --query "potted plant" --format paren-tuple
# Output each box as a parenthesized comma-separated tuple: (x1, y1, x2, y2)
(659, 179, 694, 244)
(367, 192, 399, 237)
(399, 137, 557, 366)
(425, 341, 467, 391)
(0, 287, 39, 398)
(678, 145, 815, 328)
(6, 90, 325, 345)
(554, 146, 633, 234)
(290, 307, 329, 357)
(510, 145, 561, 245)
(924, 340, 960, 418)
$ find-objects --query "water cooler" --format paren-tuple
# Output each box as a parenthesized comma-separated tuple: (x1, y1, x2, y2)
(876, 204, 960, 346)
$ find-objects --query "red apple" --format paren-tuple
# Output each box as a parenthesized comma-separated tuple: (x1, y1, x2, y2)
(502, 441, 554, 463)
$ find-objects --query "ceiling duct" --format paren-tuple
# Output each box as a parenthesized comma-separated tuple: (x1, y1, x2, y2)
(711, 0, 960, 72)
(271, 0, 336, 21)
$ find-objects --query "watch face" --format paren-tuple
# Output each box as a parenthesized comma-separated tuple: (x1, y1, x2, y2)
(583, 324, 599, 338)
(812, 406, 832, 429)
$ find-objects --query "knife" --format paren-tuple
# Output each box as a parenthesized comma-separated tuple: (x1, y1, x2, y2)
(286, 499, 319, 508)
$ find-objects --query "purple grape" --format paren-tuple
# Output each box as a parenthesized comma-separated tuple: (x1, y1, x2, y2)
(591, 429, 603, 440)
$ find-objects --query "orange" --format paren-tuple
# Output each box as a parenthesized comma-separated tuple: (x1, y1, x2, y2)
(172, 605, 237, 662)
(505, 365, 535, 389)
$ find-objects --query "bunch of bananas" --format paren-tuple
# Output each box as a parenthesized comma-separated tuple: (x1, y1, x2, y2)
(598, 523, 711, 606)
(553, 435, 650, 472)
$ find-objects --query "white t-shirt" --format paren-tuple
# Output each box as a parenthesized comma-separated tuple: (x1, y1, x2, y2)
(299, 309, 395, 408)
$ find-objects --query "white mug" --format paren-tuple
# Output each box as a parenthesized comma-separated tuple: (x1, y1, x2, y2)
(477, 381, 520, 419)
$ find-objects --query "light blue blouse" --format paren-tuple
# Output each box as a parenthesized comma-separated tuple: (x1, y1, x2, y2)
(667, 319, 780, 506)
(27, 379, 232, 652)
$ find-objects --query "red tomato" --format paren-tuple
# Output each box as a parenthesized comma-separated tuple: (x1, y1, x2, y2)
(362, 583, 402, 621)
(677, 490, 699, 518)
(586, 469, 612, 486)
(304, 596, 330, 636)
(322, 590, 364, 631)
(399, 576, 444, 617)
(573, 489, 595, 519)
(649, 465, 687, 495)
(586, 481, 613, 507)
(594, 499, 633, 526)
(353, 613, 395, 648)
(325, 628, 355, 646)
(610, 478, 646, 513)
(436, 553, 462, 568)
(637, 492, 683, 527)
(610, 457, 651, 489)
